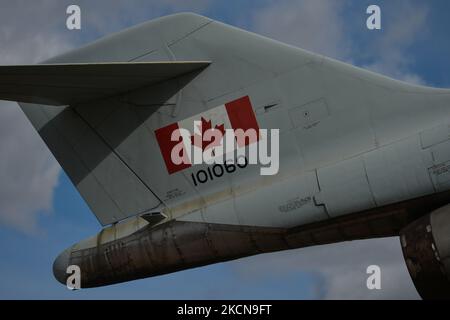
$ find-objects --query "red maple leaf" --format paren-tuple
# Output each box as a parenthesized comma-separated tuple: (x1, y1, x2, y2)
(191, 117, 226, 151)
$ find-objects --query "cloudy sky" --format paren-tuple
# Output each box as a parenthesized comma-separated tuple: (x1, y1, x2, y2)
(1, 0, 449, 299)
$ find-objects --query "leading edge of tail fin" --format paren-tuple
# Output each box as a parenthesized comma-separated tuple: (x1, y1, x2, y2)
(0, 61, 210, 106)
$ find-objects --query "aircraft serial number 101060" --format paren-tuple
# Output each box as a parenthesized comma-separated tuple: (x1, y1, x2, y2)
(1, 13, 450, 299)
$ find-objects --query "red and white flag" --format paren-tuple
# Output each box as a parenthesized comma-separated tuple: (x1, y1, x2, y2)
(155, 96, 259, 174)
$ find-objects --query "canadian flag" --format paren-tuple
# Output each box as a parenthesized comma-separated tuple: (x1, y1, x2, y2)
(155, 96, 259, 174)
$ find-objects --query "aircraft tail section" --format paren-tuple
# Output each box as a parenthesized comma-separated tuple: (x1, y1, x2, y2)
(9, 12, 450, 228)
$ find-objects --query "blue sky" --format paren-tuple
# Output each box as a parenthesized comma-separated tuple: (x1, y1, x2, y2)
(1, 0, 450, 299)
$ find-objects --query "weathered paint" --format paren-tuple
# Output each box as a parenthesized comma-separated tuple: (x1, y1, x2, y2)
(54, 190, 450, 288)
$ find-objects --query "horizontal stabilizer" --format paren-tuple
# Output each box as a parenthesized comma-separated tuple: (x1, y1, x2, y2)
(0, 61, 210, 106)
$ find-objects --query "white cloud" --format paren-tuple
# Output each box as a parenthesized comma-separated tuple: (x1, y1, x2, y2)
(251, 0, 429, 84)
(231, 238, 420, 299)
(0, 2, 73, 234)
(76, 0, 211, 37)
(362, 1, 429, 84)
(251, 0, 351, 60)
(0, 103, 61, 234)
